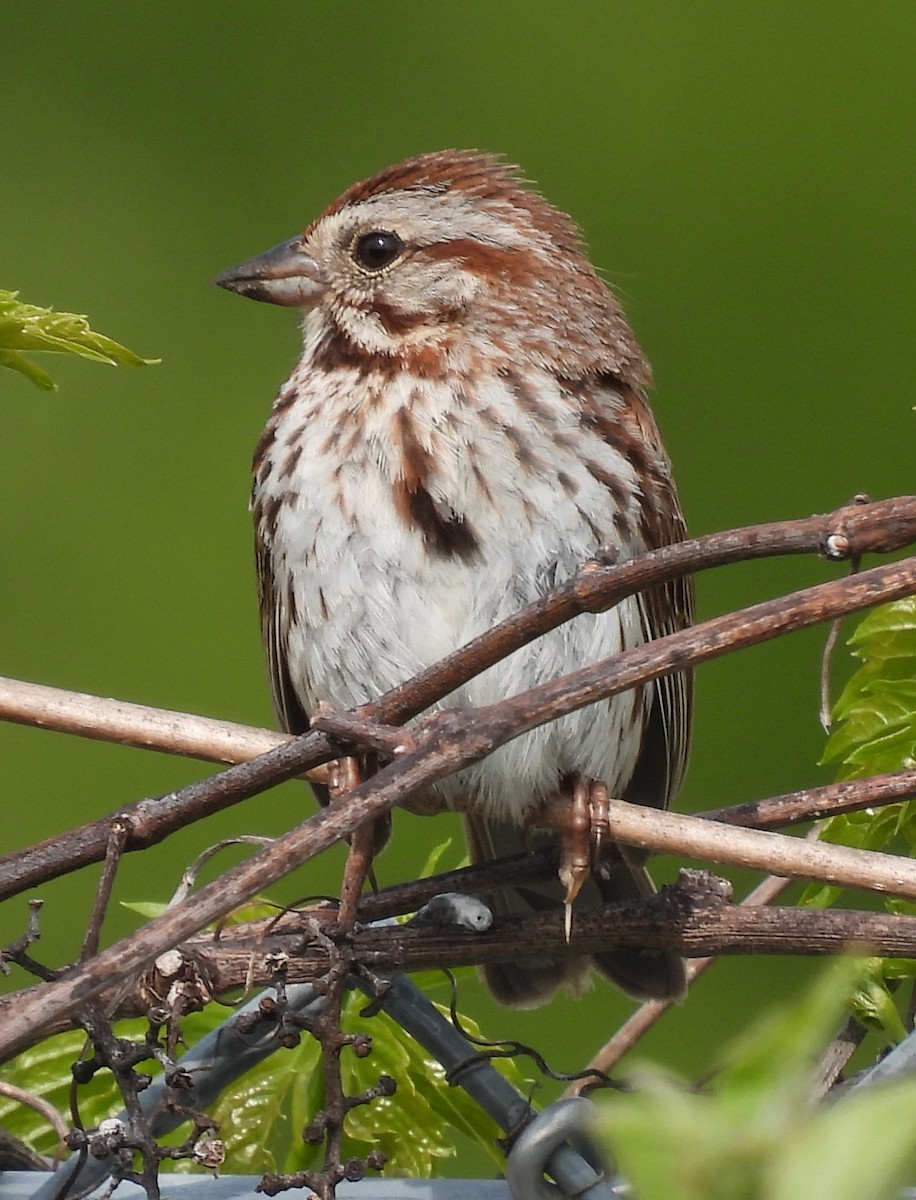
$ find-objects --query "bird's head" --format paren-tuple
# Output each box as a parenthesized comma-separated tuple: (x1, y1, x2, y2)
(216, 150, 648, 380)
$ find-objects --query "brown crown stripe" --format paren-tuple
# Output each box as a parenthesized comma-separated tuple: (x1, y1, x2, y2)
(323, 151, 519, 216)
(313, 150, 581, 251)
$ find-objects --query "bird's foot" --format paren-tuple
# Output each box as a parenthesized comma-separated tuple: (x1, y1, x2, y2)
(556, 777, 612, 942)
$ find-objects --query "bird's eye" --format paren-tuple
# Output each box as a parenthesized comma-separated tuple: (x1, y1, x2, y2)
(353, 230, 403, 271)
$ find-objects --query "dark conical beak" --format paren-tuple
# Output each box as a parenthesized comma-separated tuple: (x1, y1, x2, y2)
(215, 237, 328, 307)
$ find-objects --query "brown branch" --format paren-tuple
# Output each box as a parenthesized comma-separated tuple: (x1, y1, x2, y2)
(0, 727, 335, 903)
(465, 556, 916, 742)
(7, 879, 916, 1051)
(2, 498, 915, 902)
(3, 495, 914, 750)
(81, 819, 130, 962)
(387, 494, 916, 723)
(564, 863, 809, 1089)
(0, 676, 305, 775)
(137, 891, 916, 991)
(701, 769, 916, 830)
(2, 555, 915, 1060)
(354, 771, 916, 921)
(570, 798, 916, 896)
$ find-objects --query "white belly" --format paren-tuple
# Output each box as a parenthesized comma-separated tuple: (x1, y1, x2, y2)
(256, 363, 648, 823)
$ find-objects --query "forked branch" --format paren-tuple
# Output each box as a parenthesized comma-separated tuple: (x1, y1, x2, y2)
(1, 548, 916, 1060)
(1, 496, 915, 901)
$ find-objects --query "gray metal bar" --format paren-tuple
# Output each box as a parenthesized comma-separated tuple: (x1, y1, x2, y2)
(2, 1177, 511, 1200)
(371, 974, 617, 1200)
(848, 1026, 916, 1093)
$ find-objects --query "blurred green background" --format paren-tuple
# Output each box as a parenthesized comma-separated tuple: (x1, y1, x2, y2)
(2, 0, 914, 1159)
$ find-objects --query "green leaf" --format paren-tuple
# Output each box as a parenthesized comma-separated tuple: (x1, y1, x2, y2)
(848, 596, 916, 646)
(770, 1076, 916, 1200)
(712, 958, 860, 1112)
(0, 1024, 143, 1156)
(343, 997, 526, 1174)
(121, 900, 169, 918)
(848, 959, 908, 1043)
(0, 288, 157, 390)
(0, 348, 55, 389)
(824, 598, 916, 780)
(207, 990, 525, 1177)
(600, 1070, 760, 1200)
(206, 1017, 323, 1174)
(602, 960, 883, 1200)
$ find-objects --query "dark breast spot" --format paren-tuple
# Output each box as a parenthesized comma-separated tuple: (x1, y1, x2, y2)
(392, 479, 480, 561)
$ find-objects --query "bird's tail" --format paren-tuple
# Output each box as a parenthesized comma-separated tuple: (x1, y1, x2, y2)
(465, 814, 687, 1007)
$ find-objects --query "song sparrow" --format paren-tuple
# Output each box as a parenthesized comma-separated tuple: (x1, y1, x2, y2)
(217, 150, 693, 1006)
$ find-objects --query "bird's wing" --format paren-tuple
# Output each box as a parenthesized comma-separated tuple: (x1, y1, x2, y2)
(588, 375, 694, 809)
(628, 541, 693, 809)
(255, 526, 310, 736)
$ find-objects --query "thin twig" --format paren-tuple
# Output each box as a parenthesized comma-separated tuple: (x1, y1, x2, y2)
(0, 899, 45, 974)
(81, 820, 130, 962)
(169, 837, 276, 908)
(820, 543, 863, 730)
(0, 1080, 70, 1144)
(330, 757, 375, 929)
(701, 768, 916, 830)
(812, 1017, 871, 1097)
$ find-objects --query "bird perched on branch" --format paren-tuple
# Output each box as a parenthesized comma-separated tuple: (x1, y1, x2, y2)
(217, 150, 693, 1006)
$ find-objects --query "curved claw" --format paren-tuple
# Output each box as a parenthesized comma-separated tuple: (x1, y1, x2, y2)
(558, 778, 615, 942)
(558, 778, 591, 909)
